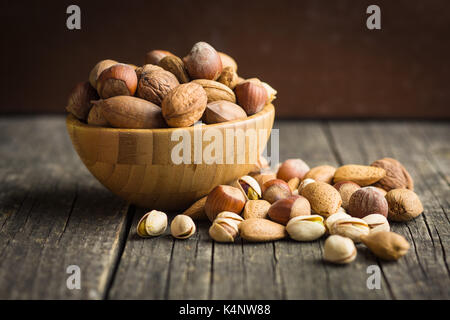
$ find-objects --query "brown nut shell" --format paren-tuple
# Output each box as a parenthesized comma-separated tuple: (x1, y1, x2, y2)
(333, 181, 361, 210)
(89, 59, 118, 88)
(184, 42, 223, 80)
(203, 100, 247, 124)
(218, 52, 238, 72)
(243, 200, 271, 219)
(135, 64, 164, 80)
(158, 55, 190, 83)
(181, 196, 208, 220)
(334, 165, 386, 186)
(66, 81, 98, 121)
(235, 81, 267, 115)
(87, 104, 108, 126)
(97, 64, 138, 98)
(348, 187, 388, 218)
(385, 189, 423, 221)
(277, 159, 310, 182)
(268, 195, 311, 225)
(371, 158, 414, 191)
(191, 79, 236, 103)
(301, 181, 342, 215)
(360, 231, 410, 260)
(161, 82, 208, 127)
(217, 66, 239, 89)
(239, 218, 287, 242)
(137, 69, 180, 105)
(145, 50, 174, 65)
(262, 179, 292, 204)
(204, 185, 246, 221)
(94, 96, 165, 129)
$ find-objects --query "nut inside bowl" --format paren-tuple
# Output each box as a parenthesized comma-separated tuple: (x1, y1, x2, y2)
(66, 103, 275, 211)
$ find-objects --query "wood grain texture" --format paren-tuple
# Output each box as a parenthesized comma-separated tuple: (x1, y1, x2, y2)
(66, 104, 274, 211)
(0, 117, 449, 299)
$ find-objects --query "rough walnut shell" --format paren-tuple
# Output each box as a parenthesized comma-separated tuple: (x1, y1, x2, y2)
(192, 79, 236, 103)
(162, 82, 208, 127)
(371, 158, 414, 191)
(218, 52, 238, 72)
(385, 189, 423, 221)
(216, 66, 239, 89)
(135, 64, 164, 80)
(137, 69, 180, 105)
(158, 55, 190, 83)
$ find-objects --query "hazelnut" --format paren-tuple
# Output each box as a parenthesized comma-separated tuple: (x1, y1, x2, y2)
(276, 159, 310, 182)
(385, 189, 423, 221)
(333, 181, 361, 210)
(161, 82, 208, 127)
(304, 165, 336, 184)
(184, 42, 223, 80)
(261, 81, 277, 104)
(136, 69, 179, 105)
(251, 171, 277, 190)
(158, 55, 190, 83)
(204, 185, 246, 221)
(243, 200, 271, 219)
(203, 100, 247, 124)
(66, 81, 98, 121)
(371, 158, 414, 191)
(88, 59, 118, 88)
(262, 179, 292, 204)
(218, 51, 238, 72)
(267, 195, 311, 225)
(145, 50, 174, 65)
(96, 64, 138, 98)
(234, 80, 267, 115)
(170, 215, 196, 239)
(348, 187, 388, 218)
(217, 66, 239, 89)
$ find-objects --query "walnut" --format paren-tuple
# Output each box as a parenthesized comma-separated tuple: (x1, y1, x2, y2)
(136, 70, 179, 105)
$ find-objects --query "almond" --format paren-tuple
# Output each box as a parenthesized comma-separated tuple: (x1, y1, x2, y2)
(300, 181, 342, 216)
(181, 196, 208, 220)
(304, 165, 336, 184)
(238, 218, 287, 242)
(243, 200, 271, 219)
(333, 165, 386, 186)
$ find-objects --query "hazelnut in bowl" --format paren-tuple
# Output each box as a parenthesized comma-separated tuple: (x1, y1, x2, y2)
(66, 103, 274, 211)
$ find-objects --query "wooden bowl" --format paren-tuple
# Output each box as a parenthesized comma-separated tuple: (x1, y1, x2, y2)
(66, 104, 275, 211)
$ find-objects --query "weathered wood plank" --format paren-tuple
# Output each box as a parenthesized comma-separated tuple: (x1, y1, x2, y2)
(328, 121, 450, 299)
(0, 117, 130, 299)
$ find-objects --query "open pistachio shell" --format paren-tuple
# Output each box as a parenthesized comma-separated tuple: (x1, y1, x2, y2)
(330, 217, 370, 243)
(209, 217, 239, 242)
(232, 175, 262, 200)
(324, 235, 357, 264)
(286, 215, 326, 241)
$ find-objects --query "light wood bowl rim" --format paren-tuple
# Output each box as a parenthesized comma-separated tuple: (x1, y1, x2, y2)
(67, 103, 275, 133)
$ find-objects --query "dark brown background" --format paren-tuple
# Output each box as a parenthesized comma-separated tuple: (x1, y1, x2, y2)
(1, 0, 449, 118)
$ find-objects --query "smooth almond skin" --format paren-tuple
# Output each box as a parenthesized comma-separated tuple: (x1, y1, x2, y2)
(348, 187, 388, 218)
(184, 42, 223, 80)
(371, 158, 414, 191)
(385, 189, 423, 221)
(287, 177, 300, 192)
(360, 231, 410, 260)
(323, 235, 357, 264)
(277, 159, 310, 182)
(203, 100, 247, 124)
(304, 165, 336, 184)
(170, 215, 196, 239)
(286, 215, 325, 241)
(243, 200, 271, 219)
(182, 196, 208, 220)
(301, 182, 342, 215)
(204, 185, 246, 221)
(239, 218, 287, 242)
(333, 165, 386, 186)
(89, 59, 118, 88)
(95, 96, 166, 129)
(192, 79, 236, 103)
(97, 64, 138, 98)
(161, 82, 208, 127)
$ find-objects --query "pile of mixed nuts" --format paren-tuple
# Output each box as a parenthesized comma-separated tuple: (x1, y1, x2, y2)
(65, 41, 276, 128)
(137, 157, 423, 264)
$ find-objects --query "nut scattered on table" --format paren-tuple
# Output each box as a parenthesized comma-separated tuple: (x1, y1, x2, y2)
(204, 185, 246, 221)
(239, 218, 287, 242)
(348, 187, 388, 219)
(360, 231, 410, 260)
(304, 165, 336, 184)
(362, 214, 390, 233)
(286, 215, 326, 241)
(267, 195, 311, 225)
(323, 235, 357, 264)
(137, 210, 168, 238)
(333, 164, 386, 186)
(329, 217, 370, 243)
(300, 181, 342, 217)
(385, 188, 423, 221)
(171, 215, 196, 239)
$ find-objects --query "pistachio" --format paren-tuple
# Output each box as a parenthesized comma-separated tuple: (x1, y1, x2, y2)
(323, 235, 357, 264)
(286, 215, 326, 241)
(330, 217, 370, 243)
(137, 210, 168, 238)
(216, 211, 244, 224)
(232, 175, 262, 200)
(324, 211, 351, 233)
(170, 215, 196, 239)
(360, 231, 410, 260)
(362, 214, 390, 233)
(209, 217, 240, 242)
(243, 200, 271, 219)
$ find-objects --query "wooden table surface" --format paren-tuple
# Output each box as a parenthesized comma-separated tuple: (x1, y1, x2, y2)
(0, 116, 448, 300)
